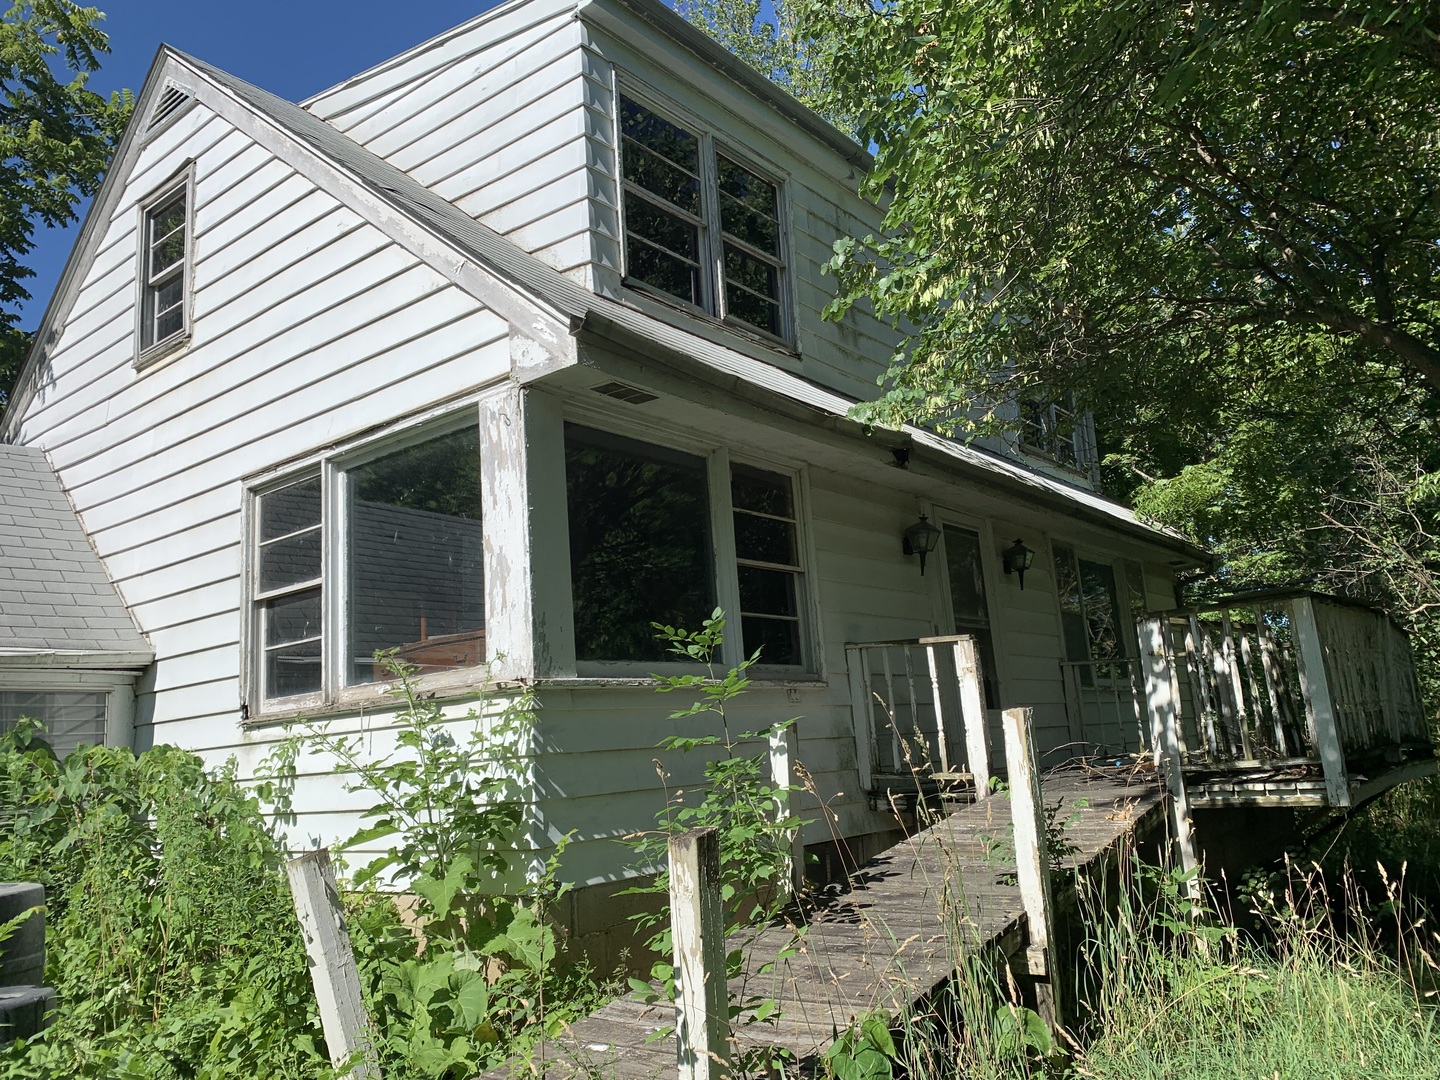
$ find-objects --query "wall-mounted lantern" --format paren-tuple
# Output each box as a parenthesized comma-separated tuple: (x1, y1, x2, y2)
(902, 514, 943, 576)
(1002, 538, 1035, 589)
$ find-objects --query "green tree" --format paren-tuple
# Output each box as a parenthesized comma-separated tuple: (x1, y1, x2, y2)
(796, 1, 1440, 425)
(0, 1, 129, 418)
(790, 1, 1440, 690)
(676, 0, 848, 130)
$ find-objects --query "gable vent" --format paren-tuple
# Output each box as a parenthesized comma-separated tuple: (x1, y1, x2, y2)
(146, 83, 194, 133)
(591, 381, 658, 405)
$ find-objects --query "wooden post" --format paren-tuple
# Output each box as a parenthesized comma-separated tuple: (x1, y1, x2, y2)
(769, 722, 806, 896)
(846, 645, 876, 792)
(1140, 618, 1201, 898)
(1002, 707, 1065, 1031)
(668, 828, 730, 1080)
(286, 849, 381, 1080)
(955, 636, 992, 796)
(1291, 596, 1351, 807)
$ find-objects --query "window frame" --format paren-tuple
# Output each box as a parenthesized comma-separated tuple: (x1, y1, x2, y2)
(615, 83, 794, 347)
(561, 408, 818, 679)
(1050, 543, 1147, 667)
(134, 164, 196, 368)
(242, 411, 487, 719)
(930, 509, 1009, 707)
(1019, 397, 1097, 475)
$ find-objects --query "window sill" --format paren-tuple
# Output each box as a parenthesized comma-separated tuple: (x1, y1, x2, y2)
(618, 283, 802, 368)
(242, 665, 529, 728)
(134, 333, 191, 372)
(535, 674, 827, 691)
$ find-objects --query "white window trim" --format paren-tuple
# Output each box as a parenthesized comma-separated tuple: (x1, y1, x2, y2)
(134, 162, 196, 369)
(1049, 541, 1144, 665)
(1019, 397, 1098, 477)
(614, 80, 795, 348)
(0, 672, 136, 756)
(562, 406, 819, 679)
(927, 508, 1010, 705)
(242, 408, 488, 720)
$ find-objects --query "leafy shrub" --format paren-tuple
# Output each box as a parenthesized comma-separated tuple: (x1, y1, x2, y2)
(0, 721, 327, 1079)
(266, 657, 603, 1079)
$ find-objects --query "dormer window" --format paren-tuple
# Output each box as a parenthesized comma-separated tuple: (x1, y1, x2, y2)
(619, 93, 789, 342)
(1021, 396, 1093, 472)
(136, 167, 194, 364)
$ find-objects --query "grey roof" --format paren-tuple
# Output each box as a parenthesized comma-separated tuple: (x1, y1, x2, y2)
(0, 446, 152, 661)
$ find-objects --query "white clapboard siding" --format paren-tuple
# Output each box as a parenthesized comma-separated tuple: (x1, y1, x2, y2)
(12, 97, 518, 791)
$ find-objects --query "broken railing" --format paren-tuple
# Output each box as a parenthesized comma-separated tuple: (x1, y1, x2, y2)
(1138, 589, 1431, 808)
(844, 635, 991, 795)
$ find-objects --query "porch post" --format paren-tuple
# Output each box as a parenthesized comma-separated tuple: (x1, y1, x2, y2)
(1140, 616, 1201, 895)
(954, 636, 991, 796)
(1290, 596, 1350, 808)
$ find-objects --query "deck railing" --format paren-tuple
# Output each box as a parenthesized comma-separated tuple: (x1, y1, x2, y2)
(1138, 589, 1430, 806)
(844, 635, 991, 795)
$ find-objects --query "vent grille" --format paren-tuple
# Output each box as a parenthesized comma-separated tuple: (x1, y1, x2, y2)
(591, 381, 658, 405)
(147, 83, 193, 132)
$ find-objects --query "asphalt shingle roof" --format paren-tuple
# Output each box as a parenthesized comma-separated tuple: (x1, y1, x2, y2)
(0, 445, 151, 658)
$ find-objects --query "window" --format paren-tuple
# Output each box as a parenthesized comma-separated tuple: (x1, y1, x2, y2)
(0, 691, 107, 758)
(564, 424, 810, 669)
(1054, 544, 1127, 663)
(138, 176, 191, 357)
(619, 94, 788, 340)
(943, 524, 1001, 705)
(251, 425, 485, 709)
(1020, 398, 1086, 471)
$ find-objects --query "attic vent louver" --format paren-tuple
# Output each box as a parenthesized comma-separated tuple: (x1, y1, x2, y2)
(146, 83, 193, 133)
(591, 381, 658, 405)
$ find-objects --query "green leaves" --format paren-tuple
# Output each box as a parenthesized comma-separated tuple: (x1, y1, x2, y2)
(825, 1008, 897, 1080)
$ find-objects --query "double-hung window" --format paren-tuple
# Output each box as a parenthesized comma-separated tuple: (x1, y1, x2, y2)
(564, 423, 810, 671)
(1054, 546, 1148, 685)
(619, 93, 788, 341)
(138, 173, 192, 359)
(250, 424, 486, 711)
(1020, 397, 1093, 473)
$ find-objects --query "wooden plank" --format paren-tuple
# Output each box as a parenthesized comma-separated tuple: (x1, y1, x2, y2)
(1141, 618, 1201, 895)
(1002, 707, 1064, 1029)
(286, 849, 381, 1079)
(668, 828, 730, 1080)
(1291, 596, 1350, 807)
(954, 636, 992, 793)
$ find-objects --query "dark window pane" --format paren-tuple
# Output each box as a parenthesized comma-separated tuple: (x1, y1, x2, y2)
(259, 529, 321, 592)
(154, 306, 184, 342)
(724, 245, 778, 297)
(724, 288, 780, 336)
(721, 202, 778, 254)
(717, 156, 777, 220)
(150, 198, 186, 275)
(266, 640, 322, 699)
(1079, 559, 1124, 660)
(620, 98, 699, 176)
(565, 425, 714, 663)
(261, 477, 321, 540)
(622, 142, 701, 214)
(624, 192, 701, 262)
(733, 512, 795, 566)
(626, 236, 701, 306)
(741, 615, 800, 667)
(944, 526, 989, 626)
(264, 587, 321, 647)
(738, 565, 798, 617)
(731, 464, 792, 517)
(346, 428, 485, 684)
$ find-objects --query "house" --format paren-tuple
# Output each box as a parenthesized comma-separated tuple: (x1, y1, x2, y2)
(1, 0, 1215, 960)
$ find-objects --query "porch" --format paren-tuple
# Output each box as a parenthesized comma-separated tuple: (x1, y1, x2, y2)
(847, 589, 1435, 813)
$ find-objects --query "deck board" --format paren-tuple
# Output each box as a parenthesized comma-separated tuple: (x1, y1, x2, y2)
(484, 769, 1165, 1078)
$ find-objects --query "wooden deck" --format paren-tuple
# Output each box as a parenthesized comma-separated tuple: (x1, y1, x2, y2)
(490, 767, 1166, 1079)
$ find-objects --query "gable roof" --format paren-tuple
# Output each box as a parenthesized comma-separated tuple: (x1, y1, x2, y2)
(3, 34, 1206, 565)
(0, 446, 152, 664)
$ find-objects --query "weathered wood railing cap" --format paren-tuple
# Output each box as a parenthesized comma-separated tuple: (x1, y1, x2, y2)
(1141, 586, 1392, 620)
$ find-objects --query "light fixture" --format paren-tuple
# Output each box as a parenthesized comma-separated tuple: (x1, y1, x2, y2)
(1002, 538, 1035, 589)
(902, 514, 943, 576)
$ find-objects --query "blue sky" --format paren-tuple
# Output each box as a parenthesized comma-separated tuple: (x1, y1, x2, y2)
(17, 1, 511, 326)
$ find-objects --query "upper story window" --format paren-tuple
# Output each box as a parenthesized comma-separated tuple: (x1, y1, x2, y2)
(619, 93, 789, 342)
(249, 423, 485, 712)
(564, 423, 811, 671)
(1020, 397, 1090, 472)
(137, 170, 193, 362)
